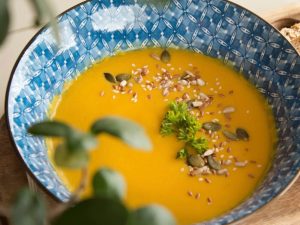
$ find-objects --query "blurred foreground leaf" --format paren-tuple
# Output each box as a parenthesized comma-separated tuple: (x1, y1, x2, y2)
(0, 0, 10, 45)
(54, 143, 89, 168)
(28, 120, 72, 137)
(91, 116, 152, 150)
(53, 197, 128, 225)
(11, 188, 46, 225)
(127, 204, 176, 225)
(93, 168, 126, 201)
(65, 132, 98, 152)
(29, 0, 59, 41)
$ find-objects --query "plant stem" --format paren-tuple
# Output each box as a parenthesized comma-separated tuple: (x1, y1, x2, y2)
(69, 167, 88, 202)
(48, 167, 88, 220)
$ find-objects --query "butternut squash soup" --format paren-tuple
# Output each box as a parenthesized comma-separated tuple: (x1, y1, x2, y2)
(48, 48, 276, 224)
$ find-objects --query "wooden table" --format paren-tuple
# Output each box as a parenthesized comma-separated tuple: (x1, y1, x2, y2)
(0, 115, 299, 224)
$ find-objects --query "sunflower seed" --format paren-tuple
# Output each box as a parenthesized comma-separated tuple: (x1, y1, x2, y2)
(190, 166, 211, 176)
(222, 106, 235, 114)
(235, 161, 248, 167)
(217, 168, 229, 176)
(150, 53, 161, 61)
(207, 197, 212, 204)
(197, 78, 205, 86)
(192, 101, 203, 108)
(119, 80, 127, 87)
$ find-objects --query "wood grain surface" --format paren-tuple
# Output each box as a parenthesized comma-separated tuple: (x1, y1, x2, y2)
(0, 117, 59, 209)
(0, 115, 299, 224)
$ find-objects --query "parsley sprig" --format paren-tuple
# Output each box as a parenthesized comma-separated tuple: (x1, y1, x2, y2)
(160, 102, 208, 156)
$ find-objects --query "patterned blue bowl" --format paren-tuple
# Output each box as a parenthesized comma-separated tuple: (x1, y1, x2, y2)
(5, 0, 300, 224)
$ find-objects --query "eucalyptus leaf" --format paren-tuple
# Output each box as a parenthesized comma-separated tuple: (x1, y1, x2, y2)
(11, 188, 46, 225)
(92, 168, 126, 201)
(66, 132, 98, 152)
(54, 144, 89, 168)
(29, 0, 59, 42)
(28, 120, 72, 137)
(127, 204, 176, 225)
(91, 116, 152, 150)
(53, 197, 128, 225)
(0, 0, 10, 45)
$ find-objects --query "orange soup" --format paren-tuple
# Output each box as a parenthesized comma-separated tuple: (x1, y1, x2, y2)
(48, 48, 276, 224)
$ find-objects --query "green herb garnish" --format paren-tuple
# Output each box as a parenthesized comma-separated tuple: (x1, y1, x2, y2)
(176, 148, 188, 159)
(187, 137, 208, 154)
(160, 101, 208, 155)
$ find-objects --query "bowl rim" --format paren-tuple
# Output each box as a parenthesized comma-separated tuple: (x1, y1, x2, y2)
(4, 0, 300, 224)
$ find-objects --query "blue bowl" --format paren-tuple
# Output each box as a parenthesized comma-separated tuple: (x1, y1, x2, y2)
(5, 0, 300, 224)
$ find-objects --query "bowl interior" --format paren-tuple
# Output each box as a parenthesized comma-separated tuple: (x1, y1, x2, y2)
(6, 0, 300, 224)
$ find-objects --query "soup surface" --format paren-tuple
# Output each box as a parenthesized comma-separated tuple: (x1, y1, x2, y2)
(49, 48, 276, 224)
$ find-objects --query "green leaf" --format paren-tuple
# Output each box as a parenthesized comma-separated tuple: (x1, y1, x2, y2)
(54, 143, 89, 168)
(0, 0, 10, 45)
(188, 137, 208, 155)
(53, 197, 128, 225)
(127, 204, 176, 225)
(92, 168, 126, 201)
(66, 132, 98, 152)
(176, 148, 188, 159)
(91, 116, 152, 150)
(160, 101, 201, 140)
(29, 0, 59, 42)
(11, 188, 46, 225)
(28, 120, 72, 137)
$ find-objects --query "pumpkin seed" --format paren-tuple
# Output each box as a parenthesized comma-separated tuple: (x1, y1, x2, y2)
(222, 130, 239, 141)
(104, 72, 116, 83)
(160, 49, 171, 63)
(207, 155, 221, 170)
(236, 128, 249, 141)
(116, 73, 131, 82)
(202, 122, 222, 132)
(187, 154, 205, 168)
